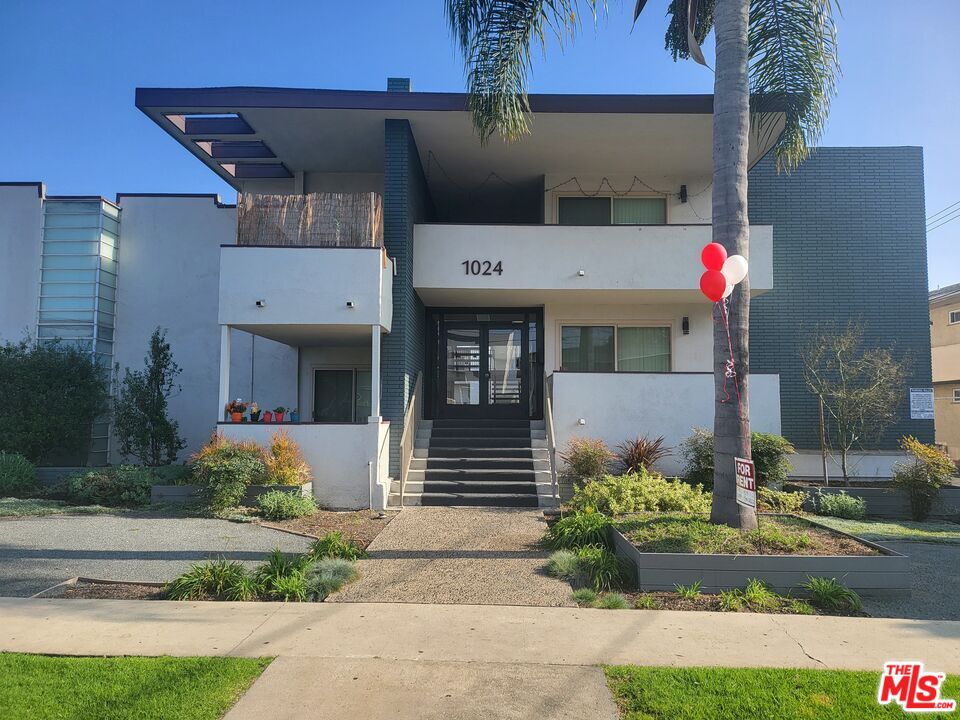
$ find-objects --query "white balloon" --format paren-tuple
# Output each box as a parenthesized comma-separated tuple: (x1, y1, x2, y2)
(722, 255, 749, 285)
(722, 283, 734, 299)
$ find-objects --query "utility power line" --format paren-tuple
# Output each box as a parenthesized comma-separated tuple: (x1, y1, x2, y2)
(927, 210, 960, 233)
(927, 199, 960, 223)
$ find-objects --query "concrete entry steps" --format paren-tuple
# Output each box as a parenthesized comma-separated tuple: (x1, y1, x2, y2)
(389, 419, 557, 508)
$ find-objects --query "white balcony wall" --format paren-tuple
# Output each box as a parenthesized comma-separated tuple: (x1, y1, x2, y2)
(0, 185, 43, 341)
(220, 421, 391, 509)
(413, 224, 772, 304)
(551, 372, 782, 477)
(219, 246, 392, 330)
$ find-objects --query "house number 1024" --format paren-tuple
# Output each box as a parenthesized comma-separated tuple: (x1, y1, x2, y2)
(462, 260, 503, 276)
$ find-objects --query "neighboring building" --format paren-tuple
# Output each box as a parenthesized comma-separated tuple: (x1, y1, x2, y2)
(0, 78, 935, 508)
(930, 283, 960, 460)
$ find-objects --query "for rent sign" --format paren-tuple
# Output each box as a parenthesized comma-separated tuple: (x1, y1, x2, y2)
(734, 457, 756, 508)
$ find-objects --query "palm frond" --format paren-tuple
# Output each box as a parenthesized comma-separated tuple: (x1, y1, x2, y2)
(748, 0, 841, 172)
(663, 0, 716, 61)
(446, 0, 604, 144)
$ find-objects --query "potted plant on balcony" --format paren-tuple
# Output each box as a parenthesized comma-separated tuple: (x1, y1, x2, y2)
(274, 406, 287, 423)
(249, 402, 261, 423)
(263, 410, 273, 423)
(290, 408, 299, 423)
(225, 399, 248, 423)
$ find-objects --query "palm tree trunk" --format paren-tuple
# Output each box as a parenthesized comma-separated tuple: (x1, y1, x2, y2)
(709, 0, 757, 530)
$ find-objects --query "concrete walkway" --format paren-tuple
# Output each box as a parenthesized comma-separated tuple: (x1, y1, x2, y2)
(4, 598, 959, 672)
(330, 507, 574, 606)
(0, 514, 311, 596)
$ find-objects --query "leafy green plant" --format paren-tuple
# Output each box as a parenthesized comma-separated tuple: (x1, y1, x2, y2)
(257, 490, 318, 520)
(254, 548, 313, 599)
(719, 589, 744, 611)
(113, 328, 186, 467)
(616, 436, 670, 474)
(560, 437, 614, 483)
(545, 510, 611, 549)
(618, 514, 814, 555)
(190, 433, 266, 511)
(268, 573, 307, 602)
(680, 428, 795, 489)
(758, 487, 807, 514)
(893, 436, 957, 520)
(597, 592, 629, 610)
(801, 576, 862, 612)
(309, 531, 368, 560)
(634, 594, 661, 610)
(575, 545, 628, 592)
(740, 578, 780, 611)
(0, 338, 110, 465)
(305, 558, 358, 601)
(815, 490, 867, 520)
(572, 588, 598, 606)
(788, 599, 817, 615)
(545, 550, 580, 581)
(61, 465, 155, 507)
(0, 452, 37, 497)
(674, 581, 702, 600)
(570, 470, 710, 516)
(165, 558, 251, 601)
(223, 574, 261, 602)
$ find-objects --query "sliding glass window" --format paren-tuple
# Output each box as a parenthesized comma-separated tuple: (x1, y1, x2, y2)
(561, 325, 671, 372)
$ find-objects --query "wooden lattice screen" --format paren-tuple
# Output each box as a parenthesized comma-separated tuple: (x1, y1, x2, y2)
(237, 192, 383, 248)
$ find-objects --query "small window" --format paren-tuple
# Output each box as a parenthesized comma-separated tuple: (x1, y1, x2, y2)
(954, 389, 960, 403)
(950, 310, 960, 325)
(561, 324, 671, 372)
(313, 368, 371, 422)
(557, 196, 666, 225)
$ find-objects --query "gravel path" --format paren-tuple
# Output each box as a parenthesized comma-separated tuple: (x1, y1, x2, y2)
(0, 513, 311, 597)
(862, 541, 960, 621)
(330, 507, 575, 607)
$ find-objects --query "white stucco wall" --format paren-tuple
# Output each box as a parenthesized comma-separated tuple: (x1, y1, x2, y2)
(789, 451, 912, 481)
(551, 372, 782, 477)
(0, 184, 43, 342)
(113, 195, 296, 462)
(220, 421, 389, 509)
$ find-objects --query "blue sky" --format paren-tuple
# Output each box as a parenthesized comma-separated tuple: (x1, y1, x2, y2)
(1, 0, 956, 288)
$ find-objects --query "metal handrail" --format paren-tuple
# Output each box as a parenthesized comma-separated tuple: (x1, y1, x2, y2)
(545, 374, 559, 502)
(398, 372, 423, 508)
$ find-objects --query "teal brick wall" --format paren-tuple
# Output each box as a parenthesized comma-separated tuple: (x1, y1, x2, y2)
(383, 119, 434, 473)
(749, 147, 934, 449)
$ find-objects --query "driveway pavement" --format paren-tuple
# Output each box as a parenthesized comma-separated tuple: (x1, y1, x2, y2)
(0, 513, 311, 596)
(862, 541, 960, 620)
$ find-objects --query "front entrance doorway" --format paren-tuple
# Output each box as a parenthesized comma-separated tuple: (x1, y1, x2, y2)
(426, 309, 543, 420)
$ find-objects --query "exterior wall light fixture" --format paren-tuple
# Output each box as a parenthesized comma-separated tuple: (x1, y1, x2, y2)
(346, 301, 356, 308)
(682, 316, 690, 335)
(255, 299, 266, 308)
(577, 418, 586, 426)
(577, 269, 586, 277)
(680, 184, 688, 203)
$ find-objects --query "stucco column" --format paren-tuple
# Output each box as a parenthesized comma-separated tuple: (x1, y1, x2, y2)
(218, 325, 231, 422)
(369, 324, 381, 422)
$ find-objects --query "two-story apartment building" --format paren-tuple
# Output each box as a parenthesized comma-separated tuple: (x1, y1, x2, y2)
(0, 78, 935, 509)
(930, 283, 960, 460)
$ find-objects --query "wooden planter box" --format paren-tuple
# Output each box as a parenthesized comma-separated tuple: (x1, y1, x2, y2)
(151, 482, 313, 505)
(609, 518, 910, 597)
(785, 483, 960, 520)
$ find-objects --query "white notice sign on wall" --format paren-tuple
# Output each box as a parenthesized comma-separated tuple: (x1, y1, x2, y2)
(909, 388, 934, 420)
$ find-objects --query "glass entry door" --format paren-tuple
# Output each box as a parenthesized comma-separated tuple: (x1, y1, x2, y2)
(442, 322, 527, 419)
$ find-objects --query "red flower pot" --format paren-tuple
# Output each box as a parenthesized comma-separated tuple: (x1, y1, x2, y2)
(275, 412, 285, 422)
(263, 411, 273, 423)
(230, 412, 242, 423)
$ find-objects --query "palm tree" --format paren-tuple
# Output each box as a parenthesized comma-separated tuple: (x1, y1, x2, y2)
(446, 0, 839, 528)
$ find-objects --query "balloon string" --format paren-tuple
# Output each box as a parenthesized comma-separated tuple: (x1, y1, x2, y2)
(716, 299, 742, 410)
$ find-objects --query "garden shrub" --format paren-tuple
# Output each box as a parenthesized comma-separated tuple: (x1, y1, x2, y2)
(190, 433, 266, 511)
(305, 558, 358, 601)
(572, 588, 598, 606)
(892, 436, 956, 520)
(165, 558, 251, 601)
(616, 435, 670, 474)
(681, 428, 795, 488)
(257, 490, 318, 521)
(63, 465, 154, 507)
(0, 452, 37, 497)
(569, 469, 710, 516)
(801, 576, 862, 612)
(814, 490, 867, 520)
(757, 487, 808, 515)
(264, 430, 311, 486)
(545, 510, 611, 549)
(309, 531, 368, 561)
(572, 545, 628, 591)
(597, 592, 629, 609)
(0, 339, 110, 464)
(254, 548, 313, 600)
(560, 437, 614, 483)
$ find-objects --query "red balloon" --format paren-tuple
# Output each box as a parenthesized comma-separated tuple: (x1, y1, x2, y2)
(701, 243, 728, 271)
(700, 270, 727, 302)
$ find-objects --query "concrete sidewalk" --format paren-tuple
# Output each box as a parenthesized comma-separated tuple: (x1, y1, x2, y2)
(4, 598, 959, 672)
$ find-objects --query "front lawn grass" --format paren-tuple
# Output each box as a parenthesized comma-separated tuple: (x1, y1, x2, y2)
(0, 498, 111, 517)
(811, 516, 960, 545)
(605, 665, 959, 719)
(615, 513, 874, 555)
(0, 653, 270, 720)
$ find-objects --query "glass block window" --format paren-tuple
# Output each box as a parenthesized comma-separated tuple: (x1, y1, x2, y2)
(39, 198, 120, 465)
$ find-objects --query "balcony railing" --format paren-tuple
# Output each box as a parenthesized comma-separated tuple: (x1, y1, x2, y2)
(237, 192, 383, 248)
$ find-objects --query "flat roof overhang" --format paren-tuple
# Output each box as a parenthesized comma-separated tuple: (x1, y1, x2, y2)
(136, 86, 785, 194)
